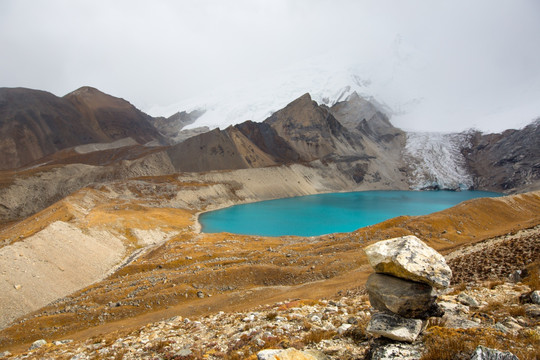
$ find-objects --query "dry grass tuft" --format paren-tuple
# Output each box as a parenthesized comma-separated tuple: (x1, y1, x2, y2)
(302, 329, 336, 344)
(422, 327, 540, 360)
(487, 280, 505, 289)
(301, 318, 312, 331)
(426, 316, 447, 330)
(265, 311, 278, 321)
(523, 260, 540, 290)
(478, 298, 528, 322)
(146, 340, 172, 354)
(343, 326, 368, 342)
(449, 283, 469, 294)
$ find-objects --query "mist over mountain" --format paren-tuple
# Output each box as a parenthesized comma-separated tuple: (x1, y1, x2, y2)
(146, 63, 540, 134)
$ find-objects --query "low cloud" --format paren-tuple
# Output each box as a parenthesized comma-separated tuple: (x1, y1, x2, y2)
(1, 0, 539, 132)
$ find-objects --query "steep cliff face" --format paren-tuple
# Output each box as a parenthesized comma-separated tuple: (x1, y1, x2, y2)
(162, 92, 412, 189)
(265, 93, 361, 161)
(329, 93, 408, 186)
(0, 87, 164, 170)
(235, 121, 300, 163)
(463, 119, 540, 192)
(166, 127, 278, 172)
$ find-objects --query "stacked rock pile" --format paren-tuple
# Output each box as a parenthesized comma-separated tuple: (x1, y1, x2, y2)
(364, 235, 452, 343)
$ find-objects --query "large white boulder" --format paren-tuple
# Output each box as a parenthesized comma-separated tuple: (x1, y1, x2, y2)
(364, 235, 452, 289)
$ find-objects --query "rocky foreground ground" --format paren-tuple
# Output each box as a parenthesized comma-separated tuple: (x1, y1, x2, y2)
(0, 228, 538, 360)
(1, 273, 538, 360)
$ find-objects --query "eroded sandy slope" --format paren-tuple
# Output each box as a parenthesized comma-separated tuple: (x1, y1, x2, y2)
(0, 221, 125, 328)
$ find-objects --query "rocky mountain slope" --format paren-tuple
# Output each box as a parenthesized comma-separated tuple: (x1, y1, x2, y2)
(0, 87, 164, 170)
(63, 87, 164, 145)
(165, 91, 540, 193)
(463, 119, 540, 192)
(166, 93, 408, 188)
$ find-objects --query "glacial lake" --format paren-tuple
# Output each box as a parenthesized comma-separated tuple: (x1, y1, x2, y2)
(199, 190, 502, 237)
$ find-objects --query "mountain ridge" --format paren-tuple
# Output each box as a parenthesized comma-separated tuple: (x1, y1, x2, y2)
(0, 87, 164, 171)
(0, 86, 539, 224)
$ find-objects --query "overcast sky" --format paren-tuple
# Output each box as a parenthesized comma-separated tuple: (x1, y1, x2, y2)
(1, 0, 540, 132)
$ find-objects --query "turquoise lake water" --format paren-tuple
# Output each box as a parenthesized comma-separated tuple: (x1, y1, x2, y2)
(199, 190, 502, 237)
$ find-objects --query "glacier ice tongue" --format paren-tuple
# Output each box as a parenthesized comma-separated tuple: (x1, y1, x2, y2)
(404, 132, 474, 190)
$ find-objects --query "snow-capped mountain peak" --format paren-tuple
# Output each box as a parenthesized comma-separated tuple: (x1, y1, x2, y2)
(147, 66, 379, 131)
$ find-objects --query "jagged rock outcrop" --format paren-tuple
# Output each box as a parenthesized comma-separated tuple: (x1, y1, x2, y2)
(165, 92, 408, 188)
(0, 87, 163, 170)
(150, 109, 204, 134)
(149, 109, 208, 143)
(265, 93, 361, 161)
(463, 119, 540, 192)
(329, 92, 403, 144)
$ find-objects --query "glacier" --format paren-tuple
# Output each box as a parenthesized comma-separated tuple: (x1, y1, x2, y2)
(404, 132, 474, 191)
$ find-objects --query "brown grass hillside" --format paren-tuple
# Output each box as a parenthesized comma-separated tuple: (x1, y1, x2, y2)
(0, 183, 538, 352)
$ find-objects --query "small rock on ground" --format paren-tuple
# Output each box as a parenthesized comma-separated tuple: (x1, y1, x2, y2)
(366, 312, 423, 343)
(470, 345, 519, 360)
(369, 342, 423, 360)
(28, 339, 47, 350)
(257, 348, 327, 360)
